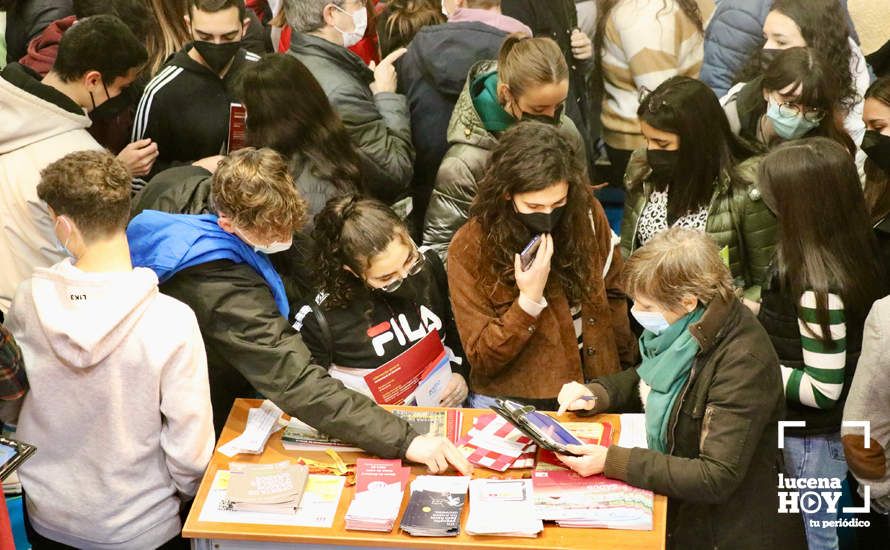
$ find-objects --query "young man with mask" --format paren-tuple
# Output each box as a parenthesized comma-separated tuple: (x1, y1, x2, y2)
(0, 14, 147, 316)
(128, 148, 473, 476)
(7, 150, 214, 549)
(283, 0, 415, 205)
(133, 0, 260, 178)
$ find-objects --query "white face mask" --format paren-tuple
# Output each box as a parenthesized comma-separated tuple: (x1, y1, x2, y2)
(441, 0, 449, 17)
(235, 228, 292, 255)
(333, 4, 368, 48)
(54, 216, 74, 257)
(630, 307, 671, 336)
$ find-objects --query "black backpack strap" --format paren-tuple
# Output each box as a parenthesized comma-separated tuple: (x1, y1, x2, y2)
(309, 301, 334, 368)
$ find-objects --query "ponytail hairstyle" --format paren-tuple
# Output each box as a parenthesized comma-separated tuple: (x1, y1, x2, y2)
(864, 76, 890, 222)
(311, 195, 412, 309)
(379, 0, 445, 57)
(496, 34, 568, 107)
(470, 122, 597, 304)
(593, 0, 702, 95)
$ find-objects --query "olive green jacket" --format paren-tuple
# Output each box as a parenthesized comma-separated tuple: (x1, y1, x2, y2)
(619, 149, 776, 299)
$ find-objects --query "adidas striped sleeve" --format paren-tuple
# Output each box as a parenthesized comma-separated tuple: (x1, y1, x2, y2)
(781, 291, 847, 409)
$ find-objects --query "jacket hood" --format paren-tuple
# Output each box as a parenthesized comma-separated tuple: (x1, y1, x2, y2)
(446, 60, 500, 149)
(29, 259, 159, 368)
(19, 15, 76, 76)
(0, 63, 91, 154)
(410, 22, 508, 98)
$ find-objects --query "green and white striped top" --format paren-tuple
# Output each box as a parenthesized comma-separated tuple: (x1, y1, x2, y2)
(782, 291, 847, 409)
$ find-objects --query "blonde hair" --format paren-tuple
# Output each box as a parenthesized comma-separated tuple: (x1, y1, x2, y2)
(212, 148, 307, 239)
(146, 0, 191, 76)
(623, 228, 735, 309)
(497, 34, 568, 101)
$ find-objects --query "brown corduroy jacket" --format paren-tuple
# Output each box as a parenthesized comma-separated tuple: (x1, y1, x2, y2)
(446, 198, 636, 400)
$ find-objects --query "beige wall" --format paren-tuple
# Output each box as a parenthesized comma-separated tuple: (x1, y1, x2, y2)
(848, 0, 890, 54)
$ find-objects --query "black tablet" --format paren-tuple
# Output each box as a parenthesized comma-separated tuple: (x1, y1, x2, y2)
(490, 399, 584, 456)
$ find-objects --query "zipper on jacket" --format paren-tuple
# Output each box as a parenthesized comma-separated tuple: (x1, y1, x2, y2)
(667, 361, 698, 455)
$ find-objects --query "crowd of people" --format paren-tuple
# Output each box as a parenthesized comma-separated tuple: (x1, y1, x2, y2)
(1, 0, 889, 549)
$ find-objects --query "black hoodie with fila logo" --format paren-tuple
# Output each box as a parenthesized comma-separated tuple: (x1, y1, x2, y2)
(293, 250, 468, 379)
(132, 44, 260, 178)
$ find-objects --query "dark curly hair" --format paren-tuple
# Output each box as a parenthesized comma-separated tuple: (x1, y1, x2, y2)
(311, 195, 411, 309)
(736, 0, 858, 110)
(469, 122, 598, 304)
(593, 0, 703, 95)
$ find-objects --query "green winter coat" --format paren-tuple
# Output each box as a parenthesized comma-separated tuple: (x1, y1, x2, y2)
(620, 149, 776, 299)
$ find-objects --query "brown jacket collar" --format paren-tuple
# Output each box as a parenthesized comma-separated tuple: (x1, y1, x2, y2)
(689, 294, 738, 355)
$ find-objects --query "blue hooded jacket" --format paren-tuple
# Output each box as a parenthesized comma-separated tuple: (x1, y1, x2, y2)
(127, 210, 290, 318)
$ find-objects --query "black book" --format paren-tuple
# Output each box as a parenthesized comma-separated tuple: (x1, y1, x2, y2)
(400, 489, 466, 537)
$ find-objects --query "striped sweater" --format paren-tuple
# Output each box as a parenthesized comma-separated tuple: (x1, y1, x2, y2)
(782, 291, 846, 409)
(600, 0, 704, 151)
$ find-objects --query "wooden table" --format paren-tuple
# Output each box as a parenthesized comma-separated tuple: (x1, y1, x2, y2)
(184, 399, 667, 550)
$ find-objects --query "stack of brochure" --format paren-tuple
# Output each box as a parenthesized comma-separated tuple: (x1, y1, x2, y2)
(400, 476, 470, 537)
(225, 461, 309, 514)
(345, 458, 411, 532)
(465, 478, 543, 537)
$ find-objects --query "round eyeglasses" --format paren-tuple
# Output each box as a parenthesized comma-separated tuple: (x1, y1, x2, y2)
(774, 99, 826, 123)
(378, 249, 426, 293)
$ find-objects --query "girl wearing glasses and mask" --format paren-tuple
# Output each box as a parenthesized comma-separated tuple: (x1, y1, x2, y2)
(622, 76, 775, 301)
(721, 47, 855, 154)
(294, 195, 469, 407)
(447, 122, 636, 410)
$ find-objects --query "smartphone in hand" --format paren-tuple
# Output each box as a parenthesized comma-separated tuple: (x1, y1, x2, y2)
(520, 234, 543, 272)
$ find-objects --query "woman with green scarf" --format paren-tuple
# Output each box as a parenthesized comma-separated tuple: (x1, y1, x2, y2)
(556, 227, 806, 550)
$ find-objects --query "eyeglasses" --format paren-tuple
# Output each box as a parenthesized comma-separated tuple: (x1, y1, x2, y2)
(377, 246, 426, 293)
(773, 98, 826, 123)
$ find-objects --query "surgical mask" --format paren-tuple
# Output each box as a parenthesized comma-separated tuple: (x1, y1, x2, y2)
(54, 216, 73, 257)
(441, 0, 449, 17)
(647, 149, 678, 183)
(236, 228, 292, 255)
(862, 130, 890, 174)
(333, 4, 368, 48)
(514, 203, 566, 234)
(519, 103, 564, 126)
(193, 39, 242, 74)
(766, 97, 820, 140)
(631, 307, 671, 335)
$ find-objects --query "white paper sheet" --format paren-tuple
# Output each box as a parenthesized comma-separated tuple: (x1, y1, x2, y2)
(414, 361, 452, 407)
(218, 400, 284, 457)
(199, 471, 345, 528)
(617, 414, 648, 449)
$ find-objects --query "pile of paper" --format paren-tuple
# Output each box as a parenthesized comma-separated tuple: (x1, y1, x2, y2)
(218, 400, 284, 457)
(345, 458, 410, 532)
(226, 461, 309, 514)
(455, 414, 536, 471)
(400, 475, 470, 537)
(465, 478, 543, 537)
(532, 469, 654, 530)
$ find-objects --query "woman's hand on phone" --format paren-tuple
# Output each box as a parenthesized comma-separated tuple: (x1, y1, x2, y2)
(514, 233, 553, 303)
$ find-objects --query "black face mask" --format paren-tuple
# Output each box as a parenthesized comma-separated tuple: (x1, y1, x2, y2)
(760, 48, 783, 72)
(647, 149, 679, 183)
(862, 130, 890, 174)
(90, 87, 133, 121)
(193, 39, 242, 74)
(514, 204, 566, 234)
(519, 103, 564, 126)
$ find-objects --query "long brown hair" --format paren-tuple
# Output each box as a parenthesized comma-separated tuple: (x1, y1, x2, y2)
(379, 0, 445, 57)
(864, 76, 890, 222)
(593, 0, 703, 95)
(146, 0, 191, 76)
(240, 54, 364, 196)
(758, 137, 885, 343)
(469, 122, 598, 304)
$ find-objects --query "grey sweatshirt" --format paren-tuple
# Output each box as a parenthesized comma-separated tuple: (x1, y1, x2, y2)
(7, 259, 215, 549)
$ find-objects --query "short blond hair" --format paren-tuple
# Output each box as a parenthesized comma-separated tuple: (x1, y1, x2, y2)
(623, 228, 735, 309)
(211, 148, 306, 239)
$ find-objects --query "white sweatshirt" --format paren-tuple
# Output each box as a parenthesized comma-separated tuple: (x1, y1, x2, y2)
(7, 259, 215, 549)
